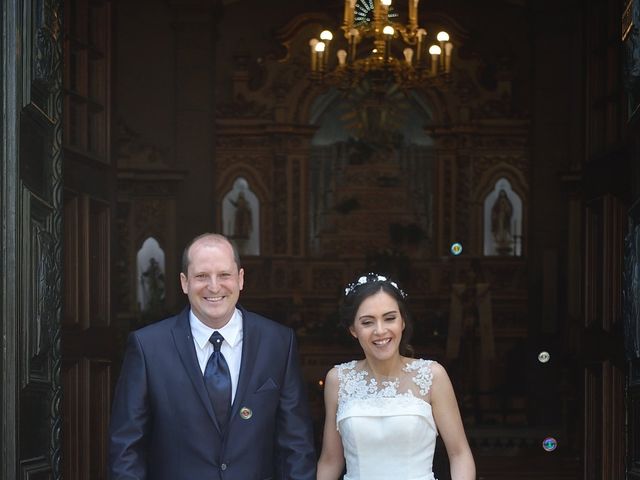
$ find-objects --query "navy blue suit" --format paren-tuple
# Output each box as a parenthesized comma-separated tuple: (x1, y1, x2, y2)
(109, 307, 316, 479)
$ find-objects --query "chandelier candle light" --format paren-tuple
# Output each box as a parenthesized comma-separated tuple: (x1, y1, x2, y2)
(309, 0, 453, 88)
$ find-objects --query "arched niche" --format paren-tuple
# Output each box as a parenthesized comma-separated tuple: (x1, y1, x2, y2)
(222, 177, 260, 256)
(483, 178, 523, 256)
(309, 86, 435, 148)
(308, 84, 436, 255)
(136, 237, 166, 313)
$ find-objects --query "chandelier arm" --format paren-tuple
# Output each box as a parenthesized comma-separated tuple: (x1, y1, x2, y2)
(409, 0, 419, 31)
(344, 0, 358, 31)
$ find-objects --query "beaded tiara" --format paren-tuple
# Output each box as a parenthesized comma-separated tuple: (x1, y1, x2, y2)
(343, 273, 407, 299)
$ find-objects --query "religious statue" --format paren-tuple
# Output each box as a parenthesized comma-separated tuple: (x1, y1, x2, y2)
(140, 257, 165, 317)
(230, 191, 253, 240)
(491, 189, 513, 255)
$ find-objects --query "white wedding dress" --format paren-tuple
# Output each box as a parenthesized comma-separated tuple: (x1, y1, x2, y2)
(336, 359, 438, 480)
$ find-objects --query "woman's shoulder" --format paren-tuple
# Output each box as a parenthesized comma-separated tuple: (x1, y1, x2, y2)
(404, 358, 449, 377)
(334, 359, 360, 371)
(333, 360, 368, 386)
(422, 359, 448, 378)
(403, 357, 438, 370)
(403, 358, 442, 396)
(323, 366, 340, 391)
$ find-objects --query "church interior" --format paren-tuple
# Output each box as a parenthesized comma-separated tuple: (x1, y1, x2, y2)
(1, 0, 640, 478)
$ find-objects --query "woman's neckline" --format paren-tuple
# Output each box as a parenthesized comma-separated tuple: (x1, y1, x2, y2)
(360, 356, 414, 380)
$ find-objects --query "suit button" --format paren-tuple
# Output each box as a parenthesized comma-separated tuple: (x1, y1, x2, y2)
(220, 463, 227, 471)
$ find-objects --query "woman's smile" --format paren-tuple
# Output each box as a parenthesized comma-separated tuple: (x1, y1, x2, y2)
(349, 290, 405, 363)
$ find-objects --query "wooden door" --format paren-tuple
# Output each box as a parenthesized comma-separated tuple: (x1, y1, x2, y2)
(583, 195, 626, 480)
(61, 0, 114, 479)
(1, 0, 65, 478)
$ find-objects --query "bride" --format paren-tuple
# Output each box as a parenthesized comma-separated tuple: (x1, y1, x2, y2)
(317, 273, 476, 480)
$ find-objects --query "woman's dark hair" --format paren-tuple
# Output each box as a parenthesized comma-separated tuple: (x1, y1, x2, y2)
(339, 273, 414, 356)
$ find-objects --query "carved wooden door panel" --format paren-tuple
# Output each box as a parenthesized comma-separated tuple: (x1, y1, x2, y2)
(61, 0, 114, 479)
(622, 1, 640, 477)
(1, 0, 65, 478)
(626, 198, 640, 480)
(583, 195, 626, 480)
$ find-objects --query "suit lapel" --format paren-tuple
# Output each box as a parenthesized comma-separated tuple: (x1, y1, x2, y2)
(230, 307, 258, 421)
(171, 308, 222, 432)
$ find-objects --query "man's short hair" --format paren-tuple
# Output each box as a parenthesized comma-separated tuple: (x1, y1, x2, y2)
(181, 233, 242, 274)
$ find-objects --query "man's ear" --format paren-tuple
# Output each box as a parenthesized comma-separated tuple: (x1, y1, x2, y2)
(238, 267, 245, 291)
(180, 272, 188, 294)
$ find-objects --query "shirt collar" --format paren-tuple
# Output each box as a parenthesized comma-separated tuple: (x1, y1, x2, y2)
(189, 308, 243, 350)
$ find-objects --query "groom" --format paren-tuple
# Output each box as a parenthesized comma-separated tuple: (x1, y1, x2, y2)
(109, 233, 316, 479)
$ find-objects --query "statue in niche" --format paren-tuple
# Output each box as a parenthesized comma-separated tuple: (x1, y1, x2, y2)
(491, 189, 513, 255)
(140, 257, 165, 316)
(230, 191, 253, 240)
(341, 78, 408, 146)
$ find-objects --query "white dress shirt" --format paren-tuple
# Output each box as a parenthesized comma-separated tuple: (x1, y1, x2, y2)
(189, 308, 243, 403)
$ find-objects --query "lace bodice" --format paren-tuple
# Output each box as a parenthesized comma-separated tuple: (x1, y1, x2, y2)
(337, 359, 433, 412)
(336, 359, 438, 480)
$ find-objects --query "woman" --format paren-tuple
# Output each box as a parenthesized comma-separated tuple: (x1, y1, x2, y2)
(317, 273, 475, 480)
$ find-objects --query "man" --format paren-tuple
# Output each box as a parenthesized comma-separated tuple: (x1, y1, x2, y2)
(109, 233, 316, 479)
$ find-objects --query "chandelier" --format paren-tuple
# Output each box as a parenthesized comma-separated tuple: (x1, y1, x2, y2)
(309, 0, 453, 90)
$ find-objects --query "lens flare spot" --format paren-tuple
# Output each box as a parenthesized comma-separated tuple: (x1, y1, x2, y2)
(450, 242, 463, 256)
(538, 351, 551, 363)
(542, 437, 557, 452)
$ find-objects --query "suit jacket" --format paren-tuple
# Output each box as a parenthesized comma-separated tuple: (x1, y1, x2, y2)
(109, 306, 316, 480)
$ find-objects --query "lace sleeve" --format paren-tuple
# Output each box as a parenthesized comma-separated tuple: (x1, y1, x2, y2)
(407, 359, 434, 396)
